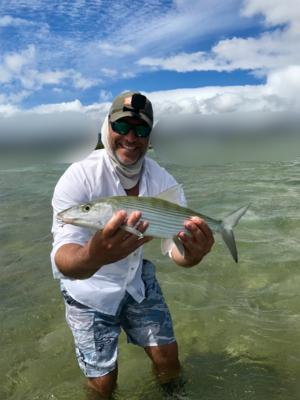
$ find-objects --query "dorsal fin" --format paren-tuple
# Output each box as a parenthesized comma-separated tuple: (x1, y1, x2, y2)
(155, 184, 183, 204)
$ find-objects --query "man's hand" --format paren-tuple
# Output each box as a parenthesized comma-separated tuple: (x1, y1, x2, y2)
(171, 216, 214, 267)
(86, 210, 151, 266)
(55, 210, 152, 279)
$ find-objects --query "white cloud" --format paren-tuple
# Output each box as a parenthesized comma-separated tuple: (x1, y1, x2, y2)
(97, 42, 135, 56)
(37, 70, 68, 85)
(0, 15, 33, 27)
(138, 52, 210, 72)
(100, 68, 118, 78)
(265, 65, 300, 102)
(242, 0, 300, 29)
(0, 62, 299, 166)
(139, 0, 300, 76)
(0, 0, 299, 121)
(31, 99, 84, 114)
(211, 29, 300, 71)
(139, 35, 297, 72)
(70, 71, 99, 90)
(144, 63, 300, 116)
(0, 89, 30, 106)
(30, 69, 98, 90)
(0, 103, 20, 116)
(0, 45, 98, 96)
(99, 90, 112, 102)
(0, 45, 36, 83)
(1, 62, 299, 122)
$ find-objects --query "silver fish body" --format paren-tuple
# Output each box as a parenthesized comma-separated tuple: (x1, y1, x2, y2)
(57, 191, 248, 262)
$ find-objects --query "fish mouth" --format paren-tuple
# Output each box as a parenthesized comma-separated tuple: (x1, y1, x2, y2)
(56, 215, 74, 225)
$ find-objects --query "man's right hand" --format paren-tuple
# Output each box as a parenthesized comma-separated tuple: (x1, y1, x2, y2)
(86, 210, 151, 265)
(55, 210, 151, 279)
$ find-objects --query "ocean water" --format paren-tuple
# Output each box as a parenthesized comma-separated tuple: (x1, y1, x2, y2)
(1, 152, 300, 400)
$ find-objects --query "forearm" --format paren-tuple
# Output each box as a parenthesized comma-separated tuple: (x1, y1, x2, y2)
(54, 211, 151, 279)
(55, 241, 104, 279)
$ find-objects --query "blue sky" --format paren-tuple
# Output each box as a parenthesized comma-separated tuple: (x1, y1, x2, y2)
(0, 0, 299, 124)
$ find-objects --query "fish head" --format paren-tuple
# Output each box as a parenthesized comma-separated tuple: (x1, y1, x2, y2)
(57, 201, 113, 230)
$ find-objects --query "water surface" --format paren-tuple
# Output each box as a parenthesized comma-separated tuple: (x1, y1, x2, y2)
(1, 155, 300, 399)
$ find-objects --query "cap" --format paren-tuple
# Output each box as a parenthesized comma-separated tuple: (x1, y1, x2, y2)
(109, 91, 153, 128)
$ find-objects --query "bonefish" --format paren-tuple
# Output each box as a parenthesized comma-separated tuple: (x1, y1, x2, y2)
(57, 185, 248, 262)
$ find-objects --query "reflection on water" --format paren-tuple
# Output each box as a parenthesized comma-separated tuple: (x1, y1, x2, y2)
(1, 156, 300, 399)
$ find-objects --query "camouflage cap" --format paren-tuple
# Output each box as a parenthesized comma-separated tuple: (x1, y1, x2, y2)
(109, 91, 153, 128)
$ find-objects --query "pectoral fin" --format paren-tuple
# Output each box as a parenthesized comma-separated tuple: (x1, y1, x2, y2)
(173, 235, 185, 257)
(161, 236, 185, 258)
(161, 238, 174, 255)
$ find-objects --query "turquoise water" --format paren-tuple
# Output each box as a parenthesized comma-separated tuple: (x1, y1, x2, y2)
(1, 153, 300, 399)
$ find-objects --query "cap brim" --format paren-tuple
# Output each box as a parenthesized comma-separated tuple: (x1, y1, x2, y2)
(110, 111, 153, 128)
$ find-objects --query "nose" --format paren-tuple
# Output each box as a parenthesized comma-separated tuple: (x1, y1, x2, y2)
(125, 128, 137, 142)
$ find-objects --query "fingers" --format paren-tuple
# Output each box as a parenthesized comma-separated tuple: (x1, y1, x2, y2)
(102, 210, 127, 238)
(122, 211, 150, 243)
(87, 210, 152, 267)
(186, 217, 214, 247)
(178, 217, 214, 259)
(127, 210, 142, 227)
(189, 216, 214, 242)
(102, 210, 149, 242)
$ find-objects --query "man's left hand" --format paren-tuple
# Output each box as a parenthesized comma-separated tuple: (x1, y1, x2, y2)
(171, 216, 214, 267)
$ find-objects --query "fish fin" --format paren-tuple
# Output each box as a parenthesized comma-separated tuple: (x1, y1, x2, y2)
(220, 205, 249, 262)
(161, 238, 174, 255)
(155, 184, 183, 204)
(120, 224, 144, 239)
(161, 236, 185, 258)
(173, 235, 185, 257)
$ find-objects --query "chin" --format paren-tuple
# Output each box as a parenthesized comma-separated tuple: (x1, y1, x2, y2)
(120, 157, 139, 166)
(116, 152, 140, 166)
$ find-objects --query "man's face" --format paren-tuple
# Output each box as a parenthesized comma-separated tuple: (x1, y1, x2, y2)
(108, 117, 150, 166)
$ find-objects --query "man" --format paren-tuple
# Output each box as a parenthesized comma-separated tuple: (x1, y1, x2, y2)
(51, 91, 214, 398)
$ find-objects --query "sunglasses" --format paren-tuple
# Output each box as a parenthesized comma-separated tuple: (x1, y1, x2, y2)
(110, 120, 151, 138)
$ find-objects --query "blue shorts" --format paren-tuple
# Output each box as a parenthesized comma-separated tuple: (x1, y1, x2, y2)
(61, 260, 175, 378)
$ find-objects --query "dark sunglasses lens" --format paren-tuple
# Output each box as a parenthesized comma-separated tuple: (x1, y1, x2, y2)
(111, 121, 151, 137)
(134, 125, 151, 137)
(111, 121, 130, 135)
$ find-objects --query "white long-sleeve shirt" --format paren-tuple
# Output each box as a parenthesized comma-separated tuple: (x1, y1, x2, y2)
(51, 149, 185, 315)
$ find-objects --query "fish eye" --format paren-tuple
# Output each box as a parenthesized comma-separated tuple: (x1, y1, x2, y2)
(81, 204, 92, 212)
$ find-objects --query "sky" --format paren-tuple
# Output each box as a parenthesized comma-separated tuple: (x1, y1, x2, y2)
(0, 0, 300, 146)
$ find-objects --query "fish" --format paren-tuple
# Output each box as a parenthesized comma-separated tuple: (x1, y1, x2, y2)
(57, 185, 249, 262)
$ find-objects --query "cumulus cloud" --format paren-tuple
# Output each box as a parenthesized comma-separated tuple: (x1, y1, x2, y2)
(1, 62, 299, 122)
(0, 0, 299, 132)
(265, 65, 300, 104)
(139, 29, 300, 75)
(0, 45, 35, 83)
(0, 1, 251, 109)
(139, 0, 300, 77)
(0, 44, 99, 97)
(242, 0, 300, 28)
(149, 66, 300, 116)
(1, 61, 299, 167)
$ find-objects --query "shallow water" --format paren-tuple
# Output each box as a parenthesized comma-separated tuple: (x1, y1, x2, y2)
(1, 155, 300, 399)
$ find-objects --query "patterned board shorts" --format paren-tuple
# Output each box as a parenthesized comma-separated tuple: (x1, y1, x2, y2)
(61, 260, 175, 378)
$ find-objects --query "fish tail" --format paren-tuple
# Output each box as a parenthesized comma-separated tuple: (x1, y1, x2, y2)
(220, 205, 249, 262)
